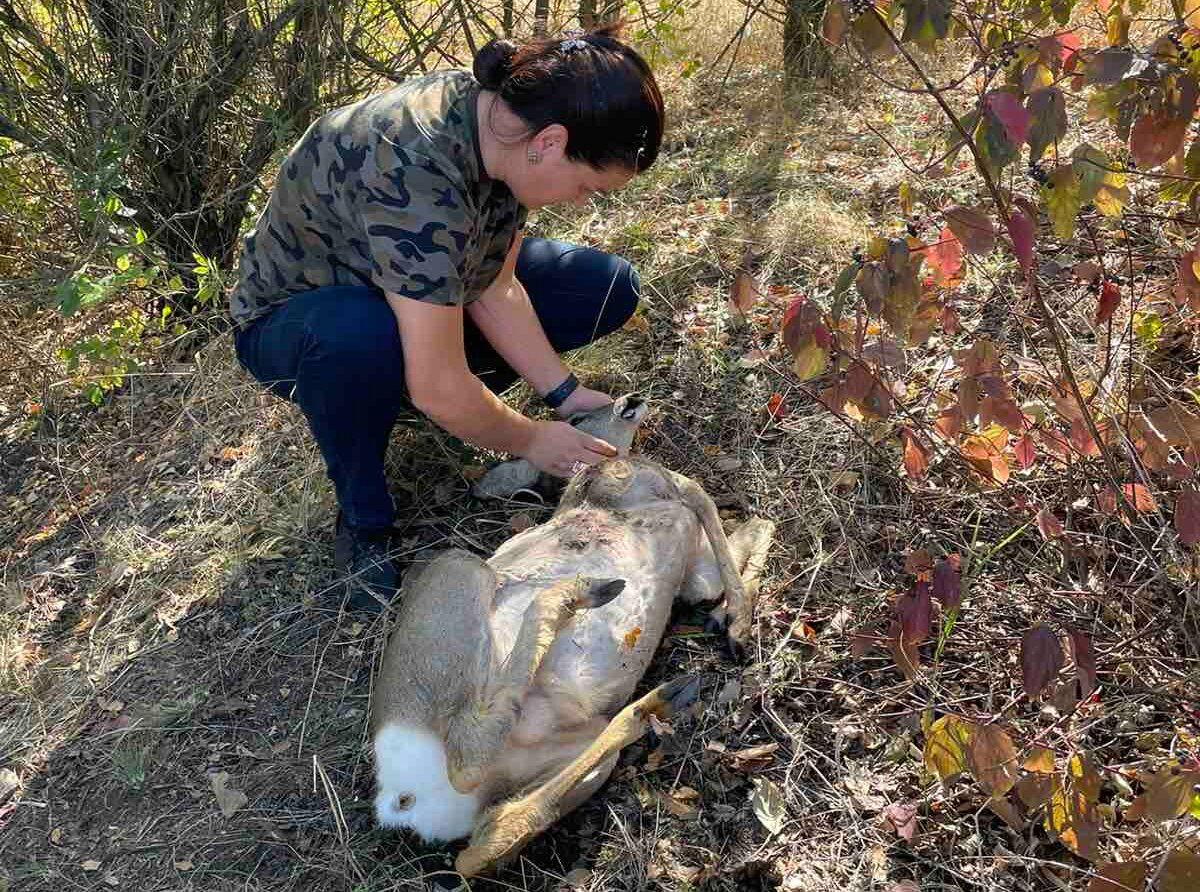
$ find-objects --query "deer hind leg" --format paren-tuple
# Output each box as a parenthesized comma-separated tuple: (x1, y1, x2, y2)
(453, 675, 701, 879)
(671, 473, 775, 659)
(445, 576, 626, 794)
(679, 516, 776, 606)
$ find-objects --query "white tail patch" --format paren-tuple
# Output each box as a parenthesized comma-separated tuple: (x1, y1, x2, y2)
(373, 723, 481, 842)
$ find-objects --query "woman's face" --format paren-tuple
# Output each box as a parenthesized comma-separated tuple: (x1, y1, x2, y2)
(506, 125, 635, 209)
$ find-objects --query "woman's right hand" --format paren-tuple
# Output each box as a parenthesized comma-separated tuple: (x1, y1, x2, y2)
(521, 420, 617, 478)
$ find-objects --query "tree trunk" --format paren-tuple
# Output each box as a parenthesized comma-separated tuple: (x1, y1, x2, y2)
(534, 0, 549, 35)
(783, 0, 831, 81)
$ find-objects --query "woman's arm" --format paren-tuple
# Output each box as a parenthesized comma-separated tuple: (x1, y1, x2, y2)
(387, 293, 616, 473)
(466, 234, 613, 416)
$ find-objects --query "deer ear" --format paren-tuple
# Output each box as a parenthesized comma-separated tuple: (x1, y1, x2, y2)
(581, 578, 625, 608)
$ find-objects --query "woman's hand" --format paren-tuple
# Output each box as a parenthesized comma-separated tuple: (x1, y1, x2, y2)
(521, 420, 617, 478)
(554, 385, 613, 418)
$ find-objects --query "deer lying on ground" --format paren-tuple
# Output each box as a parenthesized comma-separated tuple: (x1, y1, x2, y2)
(370, 395, 774, 877)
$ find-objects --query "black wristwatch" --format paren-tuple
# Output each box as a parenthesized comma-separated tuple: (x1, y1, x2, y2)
(542, 372, 579, 410)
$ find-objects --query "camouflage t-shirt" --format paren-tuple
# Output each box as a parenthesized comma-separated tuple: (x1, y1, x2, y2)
(229, 69, 526, 326)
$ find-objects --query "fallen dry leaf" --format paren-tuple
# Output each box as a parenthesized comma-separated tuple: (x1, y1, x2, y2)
(209, 771, 248, 819)
(881, 801, 918, 842)
(751, 776, 787, 835)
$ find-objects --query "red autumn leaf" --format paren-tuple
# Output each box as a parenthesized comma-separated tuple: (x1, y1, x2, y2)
(1013, 434, 1037, 470)
(1069, 419, 1102, 457)
(1123, 483, 1157, 512)
(902, 427, 930, 480)
(935, 406, 962, 441)
(1095, 280, 1120, 325)
(850, 628, 883, 657)
(986, 396, 1027, 436)
(962, 434, 1010, 483)
(821, 0, 848, 45)
(941, 302, 961, 334)
(882, 802, 918, 842)
(1036, 506, 1065, 540)
(765, 393, 787, 419)
(729, 271, 762, 314)
(1130, 110, 1191, 170)
(945, 205, 996, 255)
(925, 228, 964, 285)
(932, 557, 961, 610)
(1021, 624, 1064, 700)
(1007, 210, 1034, 274)
(985, 91, 1030, 145)
(890, 625, 921, 679)
(896, 580, 933, 643)
(1055, 31, 1081, 68)
(1175, 489, 1200, 546)
(904, 549, 933, 575)
(1067, 628, 1098, 699)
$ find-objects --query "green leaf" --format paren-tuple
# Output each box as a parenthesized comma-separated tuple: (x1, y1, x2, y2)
(55, 274, 108, 317)
(132, 227, 146, 246)
(830, 261, 861, 323)
(974, 111, 1018, 177)
(901, 0, 951, 48)
(1133, 312, 1163, 350)
(793, 340, 829, 381)
(1027, 88, 1067, 161)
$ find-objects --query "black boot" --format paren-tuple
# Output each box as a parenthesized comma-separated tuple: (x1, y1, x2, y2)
(333, 513, 400, 612)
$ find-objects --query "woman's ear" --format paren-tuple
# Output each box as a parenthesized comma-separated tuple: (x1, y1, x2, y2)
(530, 123, 569, 161)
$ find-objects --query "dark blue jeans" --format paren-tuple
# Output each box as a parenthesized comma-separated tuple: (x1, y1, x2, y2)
(234, 238, 640, 531)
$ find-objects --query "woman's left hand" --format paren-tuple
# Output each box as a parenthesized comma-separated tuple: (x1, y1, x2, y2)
(555, 385, 613, 418)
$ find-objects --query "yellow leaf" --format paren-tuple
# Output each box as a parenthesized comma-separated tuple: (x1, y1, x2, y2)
(1068, 752, 1102, 802)
(623, 627, 643, 649)
(1023, 746, 1055, 773)
(1045, 774, 1100, 861)
(792, 340, 829, 381)
(899, 182, 913, 216)
(1093, 184, 1129, 217)
(923, 715, 973, 781)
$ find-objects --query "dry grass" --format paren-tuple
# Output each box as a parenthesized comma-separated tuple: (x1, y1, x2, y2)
(1, 5, 1198, 892)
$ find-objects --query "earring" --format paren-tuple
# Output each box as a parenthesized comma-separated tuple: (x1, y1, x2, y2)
(527, 150, 541, 165)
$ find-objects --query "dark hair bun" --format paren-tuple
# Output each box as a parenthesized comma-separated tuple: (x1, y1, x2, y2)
(473, 38, 518, 89)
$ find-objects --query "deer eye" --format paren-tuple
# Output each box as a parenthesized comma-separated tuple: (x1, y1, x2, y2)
(393, 793, 414, 811)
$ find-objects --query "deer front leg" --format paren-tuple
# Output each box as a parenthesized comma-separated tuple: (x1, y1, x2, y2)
(454, 675, 701, 879)
(444, 576, 625, 794)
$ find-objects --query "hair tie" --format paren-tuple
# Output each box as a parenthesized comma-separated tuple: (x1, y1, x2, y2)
(559, 30, 589, 53)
